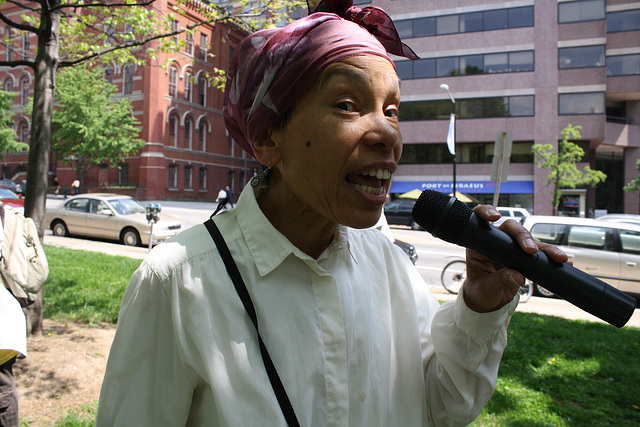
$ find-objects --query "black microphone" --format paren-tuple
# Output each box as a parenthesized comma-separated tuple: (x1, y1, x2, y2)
(411, 190, 637, 328)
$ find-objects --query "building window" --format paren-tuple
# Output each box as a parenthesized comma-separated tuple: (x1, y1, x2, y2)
(171, 20, 180, 45)
(399, 95, 534, 121)
(558, 0, 605, 24)
(4, 79, 13, 92)
(123, 63, 134, 95)
(607, 54, 640, 76)
(185, 166, 192, 189)
(6, 28, 14, 61)
(400, 141, 534, 165)
(19, 122, 29, 143)
(508, 96, 535, 117)
(396, 50, 534, 79)
(168, 114, 178, 146)
(119, 164, 129, 186)
(559, 92, 605, 115)
(20, 77, 29, 105)
(607, 9, 640, 33)
(199, 122, 207, 151)
(168, 165, 177, 188)
(199, 33, 208, 60)
(185, 117, 193, 149)
(184, 71, 192, 102)
(198, 75, 206, 105)
(168, 66, 178, 97)
(104, 66, 114, 83)
(559, 45, 605, 69)
(483, 9, 508, 31)
(21, 33, 29, 58)
(396, 6, 534, 38)
(199, 167, 207, 190)
(185, 31, 194, 55)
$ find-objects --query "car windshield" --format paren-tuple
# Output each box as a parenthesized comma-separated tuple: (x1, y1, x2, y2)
(0, 188, 19, 199)
(107, 198, 146, 215)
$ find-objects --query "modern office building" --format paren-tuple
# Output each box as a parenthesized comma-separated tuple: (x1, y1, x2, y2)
(373, 0, 639, 215)
(0, 0, 260, 201)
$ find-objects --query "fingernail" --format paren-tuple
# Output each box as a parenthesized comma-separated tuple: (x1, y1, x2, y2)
(525, 237, 537, 249)
(488, 208, 499, 216)
(507, 273, 519, 287)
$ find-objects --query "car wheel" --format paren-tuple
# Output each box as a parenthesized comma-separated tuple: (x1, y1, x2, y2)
(121, 228, 141, 247)
(534, 283, 555, 298)
(51, 220, 69, 237)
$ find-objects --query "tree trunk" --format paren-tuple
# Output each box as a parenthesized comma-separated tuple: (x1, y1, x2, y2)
(23, 0, 61, 337)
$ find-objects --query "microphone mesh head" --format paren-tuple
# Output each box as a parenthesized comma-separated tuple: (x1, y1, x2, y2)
(411, 190, 472, 244)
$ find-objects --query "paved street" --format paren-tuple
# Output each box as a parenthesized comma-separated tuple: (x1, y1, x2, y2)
(43, 196, 640, 329)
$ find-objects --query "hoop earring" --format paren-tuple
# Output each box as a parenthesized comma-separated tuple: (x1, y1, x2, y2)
(250, 163, 272, 188)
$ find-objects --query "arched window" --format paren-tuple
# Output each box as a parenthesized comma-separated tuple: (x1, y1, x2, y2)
(184, 117, 193, 150)
(4, 79, 13, 92)
(168, 114, 178, 147)
(169, 66, 178, 97)
(198, 75, 206, 105)
(198, 122, 207, 151)
(20, 77, 29, 105)
(184, 71, 192, 102)
(123, 63, 134, 94)
(19, 121, 29, 143)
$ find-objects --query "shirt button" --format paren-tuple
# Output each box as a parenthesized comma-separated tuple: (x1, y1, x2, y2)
(359, 392, 367, 402)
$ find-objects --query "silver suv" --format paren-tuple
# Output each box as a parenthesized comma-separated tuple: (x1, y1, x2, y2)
(521, 216, 640, 300)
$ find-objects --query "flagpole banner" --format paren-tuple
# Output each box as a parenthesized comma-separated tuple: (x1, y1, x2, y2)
(447, 113, 455, 155)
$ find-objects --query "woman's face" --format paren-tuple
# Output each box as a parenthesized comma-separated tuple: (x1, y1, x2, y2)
(267, 55, 402, 230)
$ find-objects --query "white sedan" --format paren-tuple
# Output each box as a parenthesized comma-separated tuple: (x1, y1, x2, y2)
(45, 193, 184, 246)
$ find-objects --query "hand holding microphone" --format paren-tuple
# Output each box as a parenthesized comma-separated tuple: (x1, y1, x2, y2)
(412, 190, 637, 328)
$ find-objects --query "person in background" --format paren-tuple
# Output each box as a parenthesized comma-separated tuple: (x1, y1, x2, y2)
(96, 1, 568, 425)
(0, 209, 27, 427)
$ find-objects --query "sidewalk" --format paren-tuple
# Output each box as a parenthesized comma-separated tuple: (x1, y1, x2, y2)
(44, 234, 149, 259)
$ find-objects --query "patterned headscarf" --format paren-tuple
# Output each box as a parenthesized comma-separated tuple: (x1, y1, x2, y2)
(223, 0, 417, 157)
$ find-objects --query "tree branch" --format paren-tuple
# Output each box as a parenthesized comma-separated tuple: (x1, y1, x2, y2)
(59, 12, 239, 68)
(0, 10, 39, 33)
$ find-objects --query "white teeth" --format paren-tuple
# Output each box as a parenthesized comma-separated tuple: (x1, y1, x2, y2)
(362, 169, 391, 180)
(350, 183, 384, 195)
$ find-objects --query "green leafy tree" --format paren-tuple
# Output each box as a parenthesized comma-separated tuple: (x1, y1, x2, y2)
(0, 89, 28, 154)
(532, 124, 607, 214)
(51, 65, 144, 192)
(623, 158, 640, 192)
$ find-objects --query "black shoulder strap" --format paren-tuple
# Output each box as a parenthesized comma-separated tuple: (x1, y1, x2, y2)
(203, 218, 301, 427)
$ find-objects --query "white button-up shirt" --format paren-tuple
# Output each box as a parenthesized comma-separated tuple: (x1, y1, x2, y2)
(97, 185, 517, 426)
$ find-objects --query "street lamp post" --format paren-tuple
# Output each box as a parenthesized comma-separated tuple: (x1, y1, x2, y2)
(440, 83, 456, 197)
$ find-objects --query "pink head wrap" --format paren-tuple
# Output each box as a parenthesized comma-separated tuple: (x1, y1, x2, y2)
(223, 0, 417, 157)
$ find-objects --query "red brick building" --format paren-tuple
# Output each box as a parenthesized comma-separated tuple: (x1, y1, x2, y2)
(0, 0, 261, 202)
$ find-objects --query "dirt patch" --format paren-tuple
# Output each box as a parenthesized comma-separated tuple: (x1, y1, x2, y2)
(13, 319, 116, 425)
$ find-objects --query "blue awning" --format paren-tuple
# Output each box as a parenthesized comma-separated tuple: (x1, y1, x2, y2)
(390, 180, 534, 194)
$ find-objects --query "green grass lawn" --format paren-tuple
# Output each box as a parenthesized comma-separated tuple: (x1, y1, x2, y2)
(40, 246, 640, 426)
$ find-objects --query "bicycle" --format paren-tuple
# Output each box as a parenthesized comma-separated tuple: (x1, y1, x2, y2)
(440, 258, 533, 303)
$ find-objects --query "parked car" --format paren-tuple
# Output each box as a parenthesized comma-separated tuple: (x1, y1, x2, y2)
(44, 193, 185, 246)
(595, 213, 640, 226)
(0, 187, 24, 214)
(0, 179, 22, 195)
(521, 215, 640, 301)
(384, 198, 422, 230)
(493, 207, 531, 226)
(393, 239, 418, 265)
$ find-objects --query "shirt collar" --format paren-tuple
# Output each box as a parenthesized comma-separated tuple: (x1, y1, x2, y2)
(234, 184, 356, 276)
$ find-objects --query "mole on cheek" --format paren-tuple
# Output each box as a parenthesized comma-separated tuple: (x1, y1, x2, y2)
(306, 141, 311, 148)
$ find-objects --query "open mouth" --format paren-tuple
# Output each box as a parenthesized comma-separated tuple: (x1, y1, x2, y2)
(346, 168, 392, 196)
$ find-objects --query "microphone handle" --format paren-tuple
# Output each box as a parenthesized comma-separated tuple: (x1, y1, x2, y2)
(457, 214, 637, 328)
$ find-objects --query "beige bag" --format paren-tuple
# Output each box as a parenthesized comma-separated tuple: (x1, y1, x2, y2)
(0, 204, 49, 306)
